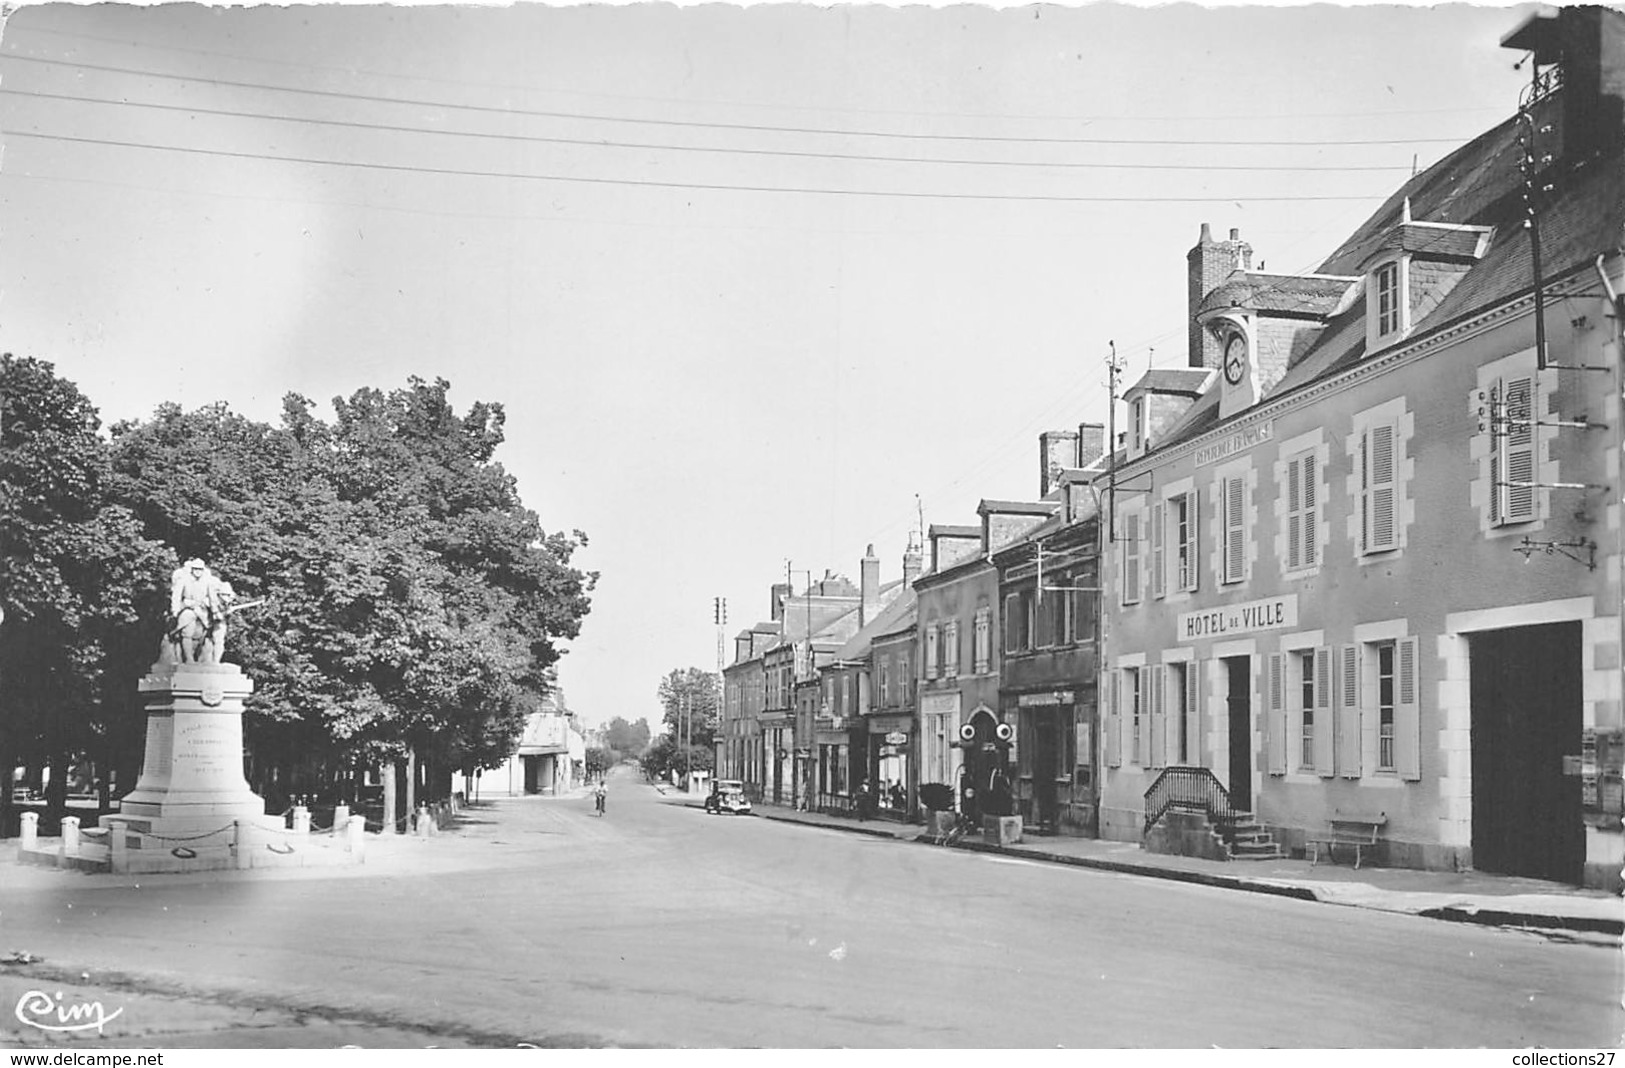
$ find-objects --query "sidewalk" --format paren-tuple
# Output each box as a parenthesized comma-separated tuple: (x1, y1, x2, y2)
(672, 795, 1624, 939)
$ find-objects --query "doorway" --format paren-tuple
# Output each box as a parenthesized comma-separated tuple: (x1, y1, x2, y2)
(1471, 622, 1584, 883)
(1223, 656, 1252, 812)
(1032, 708, 1060, 832)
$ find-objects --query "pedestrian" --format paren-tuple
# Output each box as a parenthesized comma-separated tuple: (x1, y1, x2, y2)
(856, 778, 872, 821)
(594, 779, 607, 816)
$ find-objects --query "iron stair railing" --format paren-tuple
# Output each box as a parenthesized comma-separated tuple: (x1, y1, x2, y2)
(1143, 765, 1238, 836)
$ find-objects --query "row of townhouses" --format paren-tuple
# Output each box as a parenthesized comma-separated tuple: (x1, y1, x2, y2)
(718, 7, 1625, 890)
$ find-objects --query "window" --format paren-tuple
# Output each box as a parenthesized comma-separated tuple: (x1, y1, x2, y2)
(1376, 642, 1395, 772)
(973, 608, 991, 673)
(1128, 667, 1143, 765)
(1375, 262, 1402, 337)
(1285, 450, 1317, 570)
(1173, 493, 1198, 592)
(1003, 592, 1032, 654)
(1171, 662, 1190, 765)
(1491, 376, 1537, 525)
(1299, 651, 1316, 771)
(1074, 559, 1099, 643)
(1221, 476, 1246, 584)
(943, 620, 960, 678)
(1038, 585, 1066, 648)
(925, 624, 940, 680)
(1121, 512, 1142, 604)
(1132, 398, 1144, 452)
(879, 656, 891, 706)
(1360, 424, 1398, 553)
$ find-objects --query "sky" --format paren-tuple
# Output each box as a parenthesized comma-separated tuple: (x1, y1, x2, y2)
(0, 1, 1536, 730)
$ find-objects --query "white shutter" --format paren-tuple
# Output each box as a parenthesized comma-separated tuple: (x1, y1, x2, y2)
(1106, 670, 1121, 768)
(1501, 376, 1537, 523)
(1336, 644, 1362, 779)
(1136, 666, 1151, 765)
(1363, 424, 1398, 552)
(1122, 513, 1141, 604)
(1182, 492, 1200, 592)
(1301, 454, 1318, 566)
(1396, 636, 1422, 781)
(1223, 476, 1245, 583)
(1313, 646, 1335, 778)
(1286, 458, 1303, 570)
(1184, 659, 1203, 767)
(1266, 652, 1286, 775)
(1149, 664, 1166, 769)
(1151, 502, 1166, 599)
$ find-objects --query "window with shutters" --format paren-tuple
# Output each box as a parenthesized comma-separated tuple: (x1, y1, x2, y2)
(1376, 642, 1396, 772)
(973, 608, 991, 674)
(1284, 450, 1317, 571)
(1173, 493, 1198, 592)
(1491, 376, 1538, 525)
(1121, 511, 1142, 605)
(1075, 559, 1099, 643)
(1221, 475, 1246, 584)
(878, 657, 890, 706)
(1360, 422, 1399, 554)
(1298, 651, 1316, 771)
(943, 620, 960, 678)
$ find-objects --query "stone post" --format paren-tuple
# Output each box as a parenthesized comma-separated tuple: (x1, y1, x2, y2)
(333, 803, 350, 833)
(346, 814, 365, 856)
(292, 804, 311, 835)
(19, 811, 38, 850)
(415, 804, 433, 838)
(59, 816, 80, 857)
(107, 818, 129, 872)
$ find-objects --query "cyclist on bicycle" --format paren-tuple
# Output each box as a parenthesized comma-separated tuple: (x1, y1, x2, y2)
(594, 780, 607, 815)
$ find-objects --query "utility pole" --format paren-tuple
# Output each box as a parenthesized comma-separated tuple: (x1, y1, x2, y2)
(715, 596, 727, 784)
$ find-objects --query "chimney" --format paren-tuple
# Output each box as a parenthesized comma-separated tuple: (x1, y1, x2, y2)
(769, 582, 791, 623)
(859, 544, 881, 626)
(1038, 430, 1080, 496)
(1076, 422, 1106, 469)
(902, 532, 923, 589)
(1187, 223, 1253, 370)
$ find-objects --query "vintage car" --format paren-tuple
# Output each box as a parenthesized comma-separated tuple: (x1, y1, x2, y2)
(704, 779, 752, 815)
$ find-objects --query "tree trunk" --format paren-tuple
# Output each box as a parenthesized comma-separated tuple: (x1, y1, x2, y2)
(405, 749, 417, 818)
(382, 760, 398, 834)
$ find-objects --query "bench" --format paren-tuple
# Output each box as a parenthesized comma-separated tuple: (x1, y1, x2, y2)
(1307, 813, 1387, 869)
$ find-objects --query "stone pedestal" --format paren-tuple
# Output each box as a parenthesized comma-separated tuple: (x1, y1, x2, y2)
(114, 662, 272, 832)
(984, 815, 1023, 846)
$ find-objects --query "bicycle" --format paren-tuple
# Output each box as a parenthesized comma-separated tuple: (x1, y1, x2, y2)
(594, 790, 606, 816)
(929, 810, 974, 847)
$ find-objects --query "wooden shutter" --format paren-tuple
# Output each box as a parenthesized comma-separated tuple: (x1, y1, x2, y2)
(1300, 454, 1317, 566)
(1286, 458, 1303, 570)
(1122, 513, 1141, 603)
(1336, 644, 1362, 778)
(1363, 424, 1397, 552)
(1136, 666, 1152, 765)
(1149, 665, 1166, 769)
(1502, 376, 1537, 523)
(1105, 670, 1121, 767)
(1313, 646, 1335, 778)
(1266, 652, 1286, 775)
(1184, 659, 1203, 767)
(1151, 502, 1166, 599)
(1223, 476, 1245, 582)
(1182, 492, 1200, 592)
(1395, 636, 1422, 780)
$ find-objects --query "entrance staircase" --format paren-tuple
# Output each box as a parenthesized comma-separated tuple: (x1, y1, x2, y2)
(1143, 766, 1284, 862)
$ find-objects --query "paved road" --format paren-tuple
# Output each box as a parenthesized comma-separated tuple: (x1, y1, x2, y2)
(2, 770, 1620, 1047)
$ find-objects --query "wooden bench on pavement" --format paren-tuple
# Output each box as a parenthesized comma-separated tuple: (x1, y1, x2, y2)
(1307, 813, 1387, 869)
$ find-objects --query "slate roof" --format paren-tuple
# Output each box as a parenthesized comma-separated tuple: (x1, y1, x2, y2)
(1124, 368, 1215, 395)
(1195, 272, 1360, 320)
(829, 585, 918, 663)
(1147, 33, 1625, 458)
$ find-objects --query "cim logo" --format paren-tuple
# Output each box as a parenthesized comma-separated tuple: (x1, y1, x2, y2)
(14, 989, 124, 1034)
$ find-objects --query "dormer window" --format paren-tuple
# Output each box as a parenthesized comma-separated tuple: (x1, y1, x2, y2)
(1367, 256, 1409, 349)
(1375, 262, 1401, 335)
(1132, 397, 1145, 452)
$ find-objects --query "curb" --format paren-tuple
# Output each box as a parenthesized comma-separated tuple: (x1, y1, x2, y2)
(735, 808, 1619, 937)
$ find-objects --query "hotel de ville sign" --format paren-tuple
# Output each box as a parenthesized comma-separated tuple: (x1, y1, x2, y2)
(1177, 594, 1299, 642)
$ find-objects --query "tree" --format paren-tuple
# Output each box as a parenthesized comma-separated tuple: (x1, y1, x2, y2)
(0, 354, 169, 829)
(604, 716, 650, 757)
(655, 668, 719, 755)
(106, 378, 597, 812)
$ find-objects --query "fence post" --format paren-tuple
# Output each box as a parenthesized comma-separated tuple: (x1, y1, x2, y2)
(19, 811, 38, 851)
(59, 816, 80, 860)
(415, 804, 433, 838)
(346, 813, 365, 857)
(107, 818, 129, 872)
(292, 805, 311, 835)
(333, 803, 350, 834)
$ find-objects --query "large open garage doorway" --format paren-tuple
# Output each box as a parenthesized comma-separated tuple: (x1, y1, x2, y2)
(1470, 621, 1584, 883)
